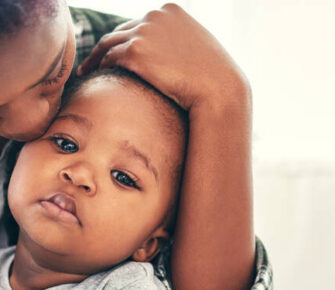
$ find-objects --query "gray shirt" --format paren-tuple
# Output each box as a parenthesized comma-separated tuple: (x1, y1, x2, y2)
(0, 246, 167, 290)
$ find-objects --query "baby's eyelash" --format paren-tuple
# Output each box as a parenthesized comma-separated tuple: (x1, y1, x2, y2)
(49, 135, 78, 153)
(111, 170, 141, 190)
(43, 64, 67, 86)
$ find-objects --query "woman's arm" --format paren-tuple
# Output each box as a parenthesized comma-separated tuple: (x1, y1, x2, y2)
(171, 80, 254, 290)
(78, 4, 255, 289)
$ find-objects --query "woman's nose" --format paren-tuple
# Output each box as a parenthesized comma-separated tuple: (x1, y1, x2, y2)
(59, 163, 96, 196)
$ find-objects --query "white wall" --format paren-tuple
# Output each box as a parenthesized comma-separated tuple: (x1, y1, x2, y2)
(67, 1, 335, 288)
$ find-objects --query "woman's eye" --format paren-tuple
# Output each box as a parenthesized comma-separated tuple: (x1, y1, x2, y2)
(50, 136, 78, 153)
(111, 171, 140, 190)
(42, 64, 67, 86)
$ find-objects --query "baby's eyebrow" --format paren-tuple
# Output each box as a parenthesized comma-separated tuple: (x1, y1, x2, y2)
(55, 113, 93, 131)
(120, 142, 159, 182)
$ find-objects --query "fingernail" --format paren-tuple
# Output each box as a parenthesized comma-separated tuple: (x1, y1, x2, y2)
(77, 65, 82, 76)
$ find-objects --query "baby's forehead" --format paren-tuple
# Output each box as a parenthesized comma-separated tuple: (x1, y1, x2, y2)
(79, 75, 162, 105)
(60, 85, 178, 172)
(68, 74, 183, 139)
(63, 68, 187, 156)
(74, 75, 183, 132)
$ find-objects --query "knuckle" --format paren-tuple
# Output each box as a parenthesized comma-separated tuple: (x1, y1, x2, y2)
(127, 38, 142, 56)
(103, 51, 113, 62)
(144, 9, 162, 22)
(162, 3, 182, 12)
(114, 19, 130, 31)
(135, 23, 150, 35)
(97, 35, 110, 49)
(114, 22, 124, 32)
(100, 33, 110, 41)
(97, 40, 106, 50)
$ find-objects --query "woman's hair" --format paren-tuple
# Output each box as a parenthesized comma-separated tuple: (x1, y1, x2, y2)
(0, 0, 59, 39)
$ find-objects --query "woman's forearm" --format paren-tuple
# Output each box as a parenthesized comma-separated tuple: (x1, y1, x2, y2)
(171, 83, 255, 290)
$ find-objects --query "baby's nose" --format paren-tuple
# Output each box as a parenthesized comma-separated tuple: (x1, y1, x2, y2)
(59, 164, 96, 196)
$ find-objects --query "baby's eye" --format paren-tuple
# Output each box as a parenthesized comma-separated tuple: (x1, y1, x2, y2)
(111, 170, 140, 190)
(50, 136, 78, 153)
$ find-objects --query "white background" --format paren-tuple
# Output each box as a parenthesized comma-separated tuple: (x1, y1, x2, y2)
(67, 1, 335, 288)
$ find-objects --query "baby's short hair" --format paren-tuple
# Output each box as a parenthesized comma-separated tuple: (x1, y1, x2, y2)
(63, 67, 189, 236)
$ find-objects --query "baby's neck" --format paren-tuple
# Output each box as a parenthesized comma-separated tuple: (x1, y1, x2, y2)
(10, 236, 87, 290)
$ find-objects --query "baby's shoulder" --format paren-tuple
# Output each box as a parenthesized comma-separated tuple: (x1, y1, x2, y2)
(0, 246, 15, 290)
(76, 261, 168, 290)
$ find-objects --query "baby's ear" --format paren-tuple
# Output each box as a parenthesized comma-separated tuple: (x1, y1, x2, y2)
(132, 227, 169, 262)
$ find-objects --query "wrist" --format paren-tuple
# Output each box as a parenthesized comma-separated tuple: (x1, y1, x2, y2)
(190, 78, 252, 123)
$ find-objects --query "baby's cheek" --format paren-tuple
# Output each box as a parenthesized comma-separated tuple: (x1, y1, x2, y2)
(7, 146, 37, 209)
(7, 176, 24, 224)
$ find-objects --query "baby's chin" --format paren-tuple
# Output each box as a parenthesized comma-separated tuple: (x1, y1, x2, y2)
(17, 227, 128, 275)
(16, 217, 78, 257)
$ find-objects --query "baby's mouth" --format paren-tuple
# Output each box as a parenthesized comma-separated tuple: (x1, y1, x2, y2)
(48, 193, 77, 216)
(40, 193, 81, 225)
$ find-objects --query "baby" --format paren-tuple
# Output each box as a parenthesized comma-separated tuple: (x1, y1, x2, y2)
(0, 67, 187, 289)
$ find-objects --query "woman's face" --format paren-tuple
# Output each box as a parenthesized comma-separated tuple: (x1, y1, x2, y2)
(0, 4, 76, 141)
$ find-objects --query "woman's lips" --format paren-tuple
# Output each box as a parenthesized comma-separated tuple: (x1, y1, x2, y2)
(40, 193, 80, 225)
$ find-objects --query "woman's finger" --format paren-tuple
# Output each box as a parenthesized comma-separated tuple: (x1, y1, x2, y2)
(113, 18, 141, 32)
(98, 41, 134, 70)
(77, 29, 133, 76)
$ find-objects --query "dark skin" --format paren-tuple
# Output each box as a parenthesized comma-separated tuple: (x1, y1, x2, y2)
(0, 3, 254, 289)
(0, 2, 75, 142)
(8, 79, 183, 289)
(80, 4, 255, 289)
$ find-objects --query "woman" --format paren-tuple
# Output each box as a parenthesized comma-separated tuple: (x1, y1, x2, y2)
(0, 1, 272, 289)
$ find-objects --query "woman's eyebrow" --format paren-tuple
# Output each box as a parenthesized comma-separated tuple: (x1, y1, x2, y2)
(28, 42, 66, 89)
(120, 142, 159, 182)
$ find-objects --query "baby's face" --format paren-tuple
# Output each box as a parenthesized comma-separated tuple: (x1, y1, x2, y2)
(8, 77, 184, 274)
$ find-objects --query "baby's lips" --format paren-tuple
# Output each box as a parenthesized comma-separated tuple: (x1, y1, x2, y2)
(48, 193, 77, 217)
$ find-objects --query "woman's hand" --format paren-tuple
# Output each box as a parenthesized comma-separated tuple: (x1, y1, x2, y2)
(77, 3, 249, 111)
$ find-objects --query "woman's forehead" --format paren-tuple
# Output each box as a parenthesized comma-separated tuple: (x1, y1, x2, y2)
(0, 8, 69, 102)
